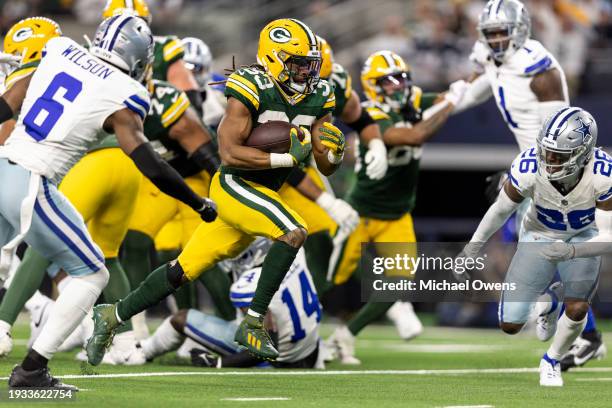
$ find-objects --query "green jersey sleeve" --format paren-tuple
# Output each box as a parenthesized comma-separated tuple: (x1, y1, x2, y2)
(152, 35, 185, 80)
(224, 69, 260, 117)
(329, 63, 352, 117)
(144, 80, 191, 138)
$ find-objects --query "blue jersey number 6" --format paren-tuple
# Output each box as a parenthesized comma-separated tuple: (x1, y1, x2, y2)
(23, 72, 83, 141)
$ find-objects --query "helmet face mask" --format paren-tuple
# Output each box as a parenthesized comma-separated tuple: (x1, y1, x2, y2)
(282, 53, 321, 94)
(361, 50, 412, 110)
(376, 72, 412, 110)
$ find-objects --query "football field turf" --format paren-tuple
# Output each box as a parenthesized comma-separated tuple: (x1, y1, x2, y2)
(1, 317, 611, 407)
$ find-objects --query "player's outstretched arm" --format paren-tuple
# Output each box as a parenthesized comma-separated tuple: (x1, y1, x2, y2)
(311, 113, 343, 176)
(109, 108, 216, 222)
(0, 73, 32, 124)
(168, 106, 220, 176)
(382, 101, 456, 147)
(451, 74, 493, 114)
(217, 97, 280, 169)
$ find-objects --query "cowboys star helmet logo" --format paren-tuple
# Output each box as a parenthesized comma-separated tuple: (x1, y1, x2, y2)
(269, 27, 291, 43)
(12, 27, 33, 43)
(573, 117, 592, 141)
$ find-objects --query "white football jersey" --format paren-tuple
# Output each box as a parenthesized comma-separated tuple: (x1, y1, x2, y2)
(268, 249, 321, 363)
(0, 37, 150, 184)
(473, 39, 569, 151)
(509, 147, 612, 240)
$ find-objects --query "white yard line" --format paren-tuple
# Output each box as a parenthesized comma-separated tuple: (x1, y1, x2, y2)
(575, 377, 612, 382)
(0, 367, 610, 381)
(221, 397, 290, 401)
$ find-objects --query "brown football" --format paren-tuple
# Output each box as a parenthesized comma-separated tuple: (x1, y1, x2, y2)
(245, 121, 304, 153)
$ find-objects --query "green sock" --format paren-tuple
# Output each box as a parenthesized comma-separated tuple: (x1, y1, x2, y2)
(116, 264, 176, 322)
(304, 231, 333, 295)
(102, 257, 133, 333)
(0, 248, 50, 325)
(156, 249, 180, 267)
(347, 302, 394, 336)
(249, 241, 299, 315)
(121, 230, 154, 289)
(198, 265, 235, 320)
(173, 281, 197, 310)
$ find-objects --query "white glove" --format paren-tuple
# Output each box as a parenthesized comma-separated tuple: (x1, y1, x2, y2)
(0, 52, 21, 67)
(452, 242, 483, 283)
(541, 241, 575, 262)
(444, 80, 469, 107)
(316, 192, 359, 232)
(364, 138, 387, 180)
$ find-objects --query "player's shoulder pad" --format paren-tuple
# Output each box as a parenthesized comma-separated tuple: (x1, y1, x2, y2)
(361, 101, 391, 121)
(512, 39, 554, 77)
(151, 79, 190, 128)
(122, 81, 151, 121)
(592, 148, 612, 202)
(225, 67, 261, 111)
(156, 35, 185, 63)
(509, 147, 538, 196)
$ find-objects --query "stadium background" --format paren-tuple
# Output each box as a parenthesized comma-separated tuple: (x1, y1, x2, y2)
(3, 0, 612, 325)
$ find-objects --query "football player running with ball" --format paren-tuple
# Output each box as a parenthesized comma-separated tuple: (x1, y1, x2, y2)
(454, 107, 611, 387)
(87, 18, 343, 362)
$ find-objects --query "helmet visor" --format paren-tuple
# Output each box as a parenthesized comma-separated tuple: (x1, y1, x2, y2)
(376, 72, 411, 106)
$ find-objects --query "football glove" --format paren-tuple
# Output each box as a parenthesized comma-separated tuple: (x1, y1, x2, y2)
(541, 241, 575, 262)
(452, 243, 483, 283)
(484, 170, 508, 205)
(190, 348, 220, 368)
(319, 122, 345, 162)
(288, 126, 312, 164)
(364, 139, 388, 180)
(0, 52, 21, 67)
(197, 197, 218, 222)
(316, 192, 359, 233)
(444, 80, 469, 106)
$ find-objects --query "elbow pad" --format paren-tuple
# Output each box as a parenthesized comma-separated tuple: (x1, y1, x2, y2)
(346, 109, 376, 133)
(189, 142, 220, 176)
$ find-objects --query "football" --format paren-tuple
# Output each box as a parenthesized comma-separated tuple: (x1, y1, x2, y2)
(245, 121, 304, 153)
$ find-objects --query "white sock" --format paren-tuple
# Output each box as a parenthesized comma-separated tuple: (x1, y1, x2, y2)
(32, 268, 109, 359)
(0, 319, 11, 333)
(56, 275, 72, 293)
(546, 312, 587, 360)
(140, 317, 183, 360)
(247, 309, 261, 319)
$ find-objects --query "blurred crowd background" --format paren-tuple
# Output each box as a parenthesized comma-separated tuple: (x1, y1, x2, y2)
(2, 0, 612, 322)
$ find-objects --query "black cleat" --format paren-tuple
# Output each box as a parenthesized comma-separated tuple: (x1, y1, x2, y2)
(8, 365, 78, 390)
(560, 331, 607, 371)
(190, 348, 220, 368)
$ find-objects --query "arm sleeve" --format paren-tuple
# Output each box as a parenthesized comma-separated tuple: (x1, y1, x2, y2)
(189, 141, 220, 177)
(130, 142, 203, 211)
(285, 167, 308, 187)
(452, 74, 493, 114)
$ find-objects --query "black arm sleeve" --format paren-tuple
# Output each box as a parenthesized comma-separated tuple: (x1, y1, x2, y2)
(185, 90, 204, 118)
(0, 97, 14, 124)
(346, 108, 376, 133)
(189, 142, 221, 177)
(285, 167, 307, 188)
(130, 143, 203, 211)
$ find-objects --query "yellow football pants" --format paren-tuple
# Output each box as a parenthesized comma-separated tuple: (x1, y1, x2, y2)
(129, 171, 211, 249)
(278, 166, 337, 236)
(59, 148, 142, 258)
(177, 172, 307, 280)
(331, 212, 417, 285)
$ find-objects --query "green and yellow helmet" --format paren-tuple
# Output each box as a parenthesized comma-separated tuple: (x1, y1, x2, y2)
(4, 17, 62, 65)
(102, 0, 152, 24)
(361, 50, 412, 110)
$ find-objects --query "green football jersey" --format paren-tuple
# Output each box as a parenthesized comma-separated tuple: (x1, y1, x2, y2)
(347, 87, 436, 220)
(152, 35, 185, 81)
(328, 63, 352, 117)
(222, 66, 336, 191)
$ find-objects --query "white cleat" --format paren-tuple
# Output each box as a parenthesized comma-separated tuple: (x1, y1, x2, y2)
(535, 282, 563, 342)
(539, 354, 563, 387)
(327, 326, 361, 365)
(0, 330, 13, 357)
(386, 302, 423, 340)
(101, 331, 146, 366)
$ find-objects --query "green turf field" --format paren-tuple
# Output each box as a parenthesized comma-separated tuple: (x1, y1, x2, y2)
(0, 317, 611, 407)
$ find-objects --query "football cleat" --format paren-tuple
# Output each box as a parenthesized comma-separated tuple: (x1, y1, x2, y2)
(8, 366, 78, 390)
(535, 282, 563, 342)
(386, 302, 423, 341)
(0, 329, 13, 357)
(539, 353, 563, 387)
(560, 331, 607, 371)
(86, 304, 121, 366)
(190, 348, 220, 368)
(327, 326, 361, 365)
(234, 314, 278, 360)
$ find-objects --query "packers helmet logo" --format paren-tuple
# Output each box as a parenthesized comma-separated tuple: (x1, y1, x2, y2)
(13, 27, 33, 43)
(269, 27, 291, 43)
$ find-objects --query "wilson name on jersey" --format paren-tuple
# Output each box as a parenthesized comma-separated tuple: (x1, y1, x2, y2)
(223, 66, 335, 191)
(268, 249, 321, 363)
(509, 147, 612, 240)
(348, 91, 426, 220)
(474, 39, 569, 151)
(0, 37, 150, 184)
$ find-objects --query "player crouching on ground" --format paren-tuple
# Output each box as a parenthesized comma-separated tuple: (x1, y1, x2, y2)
(139, 239, 323, 369)
(454, 107, 612, 387)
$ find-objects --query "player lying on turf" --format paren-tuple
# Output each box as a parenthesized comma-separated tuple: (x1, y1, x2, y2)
(452, 0, 605, 366)
(0, 15, 216, 389)
(87, 18, 344, 363)
(139, 239, 323, 368)
(454, 107, 612, 387)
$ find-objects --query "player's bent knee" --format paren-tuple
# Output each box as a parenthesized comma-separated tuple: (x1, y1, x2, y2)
(279, 227, 308, 248)
(170, 309, 188, 332)
(564, 301, 589, 321)
(166, 260, 189, 288)
(500, 322, 523, 335)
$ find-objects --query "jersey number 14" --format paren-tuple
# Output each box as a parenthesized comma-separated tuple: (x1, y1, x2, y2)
(281, 270, 321, 343)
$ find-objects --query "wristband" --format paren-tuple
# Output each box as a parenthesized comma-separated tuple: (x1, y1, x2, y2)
(270, 153, 294, 168)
